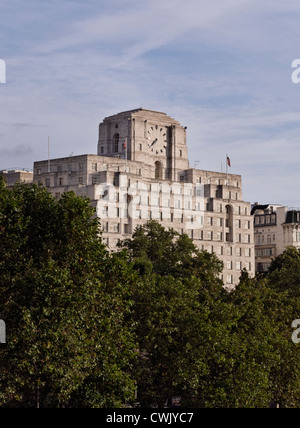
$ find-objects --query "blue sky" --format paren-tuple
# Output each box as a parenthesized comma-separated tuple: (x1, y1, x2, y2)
(1, 0, 300, 207)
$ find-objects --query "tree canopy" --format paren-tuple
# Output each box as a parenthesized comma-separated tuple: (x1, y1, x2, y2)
(0, 179, 299, 408)
(0, 180, 136, 407)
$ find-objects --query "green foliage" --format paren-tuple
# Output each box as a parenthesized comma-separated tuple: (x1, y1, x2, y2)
(0, 183, 299, 408)
(119, 221, 300, 408)
(0, 183, 136, 408)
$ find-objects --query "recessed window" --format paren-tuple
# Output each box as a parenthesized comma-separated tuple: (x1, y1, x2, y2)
(113, 134, 119, 153)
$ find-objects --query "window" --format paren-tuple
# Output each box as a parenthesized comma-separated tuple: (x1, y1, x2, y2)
(59, 178, 63, 186)
(113, 134, 119, 153)
(100, 147, 104, 154)
(217, 246, 223, 256)
(155, 161, 163, 179)
(179, 150, 182, 157)
(227, 275, 233, 284)
(236, 261, 242, 271)
(78, 177, 83, 185)
(236, 247, 242, 257)
(45, 178, 50, 187)
(113, 224, 120, 233)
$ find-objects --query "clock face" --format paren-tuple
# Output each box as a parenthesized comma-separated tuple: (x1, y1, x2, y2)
(146, 124, 168, 155)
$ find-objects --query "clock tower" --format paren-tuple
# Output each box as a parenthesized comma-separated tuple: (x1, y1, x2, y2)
(97, 108, 189, 181)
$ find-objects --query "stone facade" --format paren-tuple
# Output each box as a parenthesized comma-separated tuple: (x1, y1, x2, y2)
(0, 169, 33, 188)
(253, 203, 300, 272)
(33, 108, 255, 288)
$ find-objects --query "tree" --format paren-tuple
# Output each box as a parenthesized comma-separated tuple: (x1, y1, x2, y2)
(119, 221, 300, 408)
(0, 182, 136, 407)
(119, 221, 228, 407)
(265, 247, 300, 407)
(118, 220, 223, 293)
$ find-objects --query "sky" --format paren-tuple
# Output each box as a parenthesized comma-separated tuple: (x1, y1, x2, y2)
(1, 0, 300, 207)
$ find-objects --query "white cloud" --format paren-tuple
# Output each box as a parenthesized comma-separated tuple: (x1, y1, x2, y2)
(1, 0, 300, 206)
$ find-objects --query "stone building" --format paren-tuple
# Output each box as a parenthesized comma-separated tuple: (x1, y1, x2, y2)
(252, 203, 300, 272)
(33, 108, 255, 288)
(0, 169, 33, 188)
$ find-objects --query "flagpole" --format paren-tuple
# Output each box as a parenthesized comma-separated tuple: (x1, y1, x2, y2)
(226, 153, 228, 186)
(125, 138, 128, 173)
(48, 137, 50, 173)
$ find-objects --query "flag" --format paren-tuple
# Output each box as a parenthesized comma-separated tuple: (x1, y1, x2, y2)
(123, 138, 127, 150)
(227, 156, 231, 167)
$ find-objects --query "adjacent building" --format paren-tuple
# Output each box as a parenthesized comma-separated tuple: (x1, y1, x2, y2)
(0, 169, 33, 188)
(33, 108, 255, 288)
(252, 203, 300, 272)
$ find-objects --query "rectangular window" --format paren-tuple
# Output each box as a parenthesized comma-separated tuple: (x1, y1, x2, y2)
(227, 275, 233, 284)
(236, 261, 242, 271)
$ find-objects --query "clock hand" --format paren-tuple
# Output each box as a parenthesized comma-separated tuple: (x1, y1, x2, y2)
(149, 138, 158, 147)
